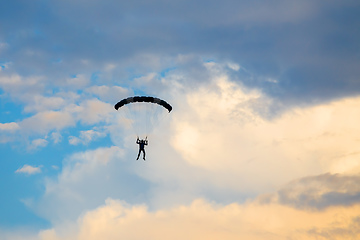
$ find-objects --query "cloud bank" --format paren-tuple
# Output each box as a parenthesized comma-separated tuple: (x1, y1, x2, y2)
(4, 197, 360, 240)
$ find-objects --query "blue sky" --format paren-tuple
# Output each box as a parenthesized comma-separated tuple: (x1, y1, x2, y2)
(1, 0, 360, 239)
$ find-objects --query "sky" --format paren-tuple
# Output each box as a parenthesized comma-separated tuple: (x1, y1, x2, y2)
(1, 0, 360, 239)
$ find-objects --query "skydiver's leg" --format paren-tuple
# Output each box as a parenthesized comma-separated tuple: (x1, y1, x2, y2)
(142, 149, 146, 160)
(137, 150, 141, 160)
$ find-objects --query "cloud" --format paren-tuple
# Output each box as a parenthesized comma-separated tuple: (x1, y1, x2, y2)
(15, 164, 42, 175)
(20, 111, 75, 135)
(31, 146, 151, 223)
(68, 129, 106, 145)
(260, 173, 360, 211)
(0, 61, 11, 71)
(6, 98, 113, 138)
(28, 138, 48, 150)
(23, 95, 66, 113)
(0, 122, 20, 131)
(73, 99, 114, 125)
(65, 74, 90, 89)
(51, 132, 62, 144)
(51, 165, 59, 170)
(0, 122, 20, 143)
(5, 198, 360, 240)
(0, 74, 45, 101)
(307, 217, 360, 239)
(0, 76, 119, 147)
(122, 61, 360, 203)
(85, 85, 129, 103)
(2, 0, 360, 105)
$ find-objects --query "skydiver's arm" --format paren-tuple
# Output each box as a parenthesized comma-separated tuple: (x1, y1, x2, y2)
(145, 140, 148, 145)
(136, 139, 140, 144)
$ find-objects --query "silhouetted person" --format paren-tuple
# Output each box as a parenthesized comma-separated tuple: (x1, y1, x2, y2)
(136, 137, 148, 160)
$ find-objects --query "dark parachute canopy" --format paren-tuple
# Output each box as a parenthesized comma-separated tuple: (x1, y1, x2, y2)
(114, 96, 172, 113)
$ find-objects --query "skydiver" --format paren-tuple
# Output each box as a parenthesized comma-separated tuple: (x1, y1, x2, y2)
(136, 137, 148, 160)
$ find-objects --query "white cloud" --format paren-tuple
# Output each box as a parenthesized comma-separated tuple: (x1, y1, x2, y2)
(15, 165, 42, 175)
(32, 146, 132, 222)
(68, 129, 106, 145)
(0, 122, 19, 143)
(227, 62, 241, 71)
(0, 83, 119, 142)
(65, 74, 89, 89)
(20, 111, 75, 135)
(70, 99, 114, 125)
(68, 136, 81, 145)
(29, 138, 48, 150)
(52, 165, 59, 170)
(0, 74, 45, 101)
(0, 74, 22, 85)
(104, 63, 116, 71)
(23, 95, 66, 113)
(85, 85, 129, 103)
(51, 132, 62, 144)
(0, 122, 20, 131)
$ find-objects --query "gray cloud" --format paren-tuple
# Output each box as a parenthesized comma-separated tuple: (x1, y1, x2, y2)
(263, 173, 360, 210)
(1, 0, 360, 106)
(308, 216, 360, 239)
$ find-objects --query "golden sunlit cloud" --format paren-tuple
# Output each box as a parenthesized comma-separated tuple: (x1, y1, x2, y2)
(35, 198, 360, 240)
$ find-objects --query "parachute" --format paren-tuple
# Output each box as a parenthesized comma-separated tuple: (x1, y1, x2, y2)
(114, 96, 172, 138)
(114, 96, 172, 113)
